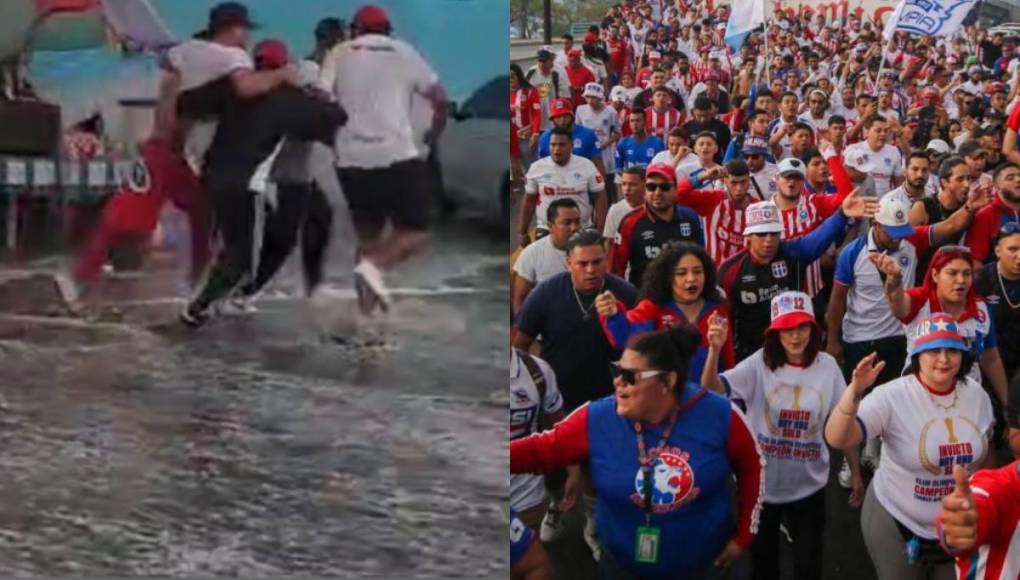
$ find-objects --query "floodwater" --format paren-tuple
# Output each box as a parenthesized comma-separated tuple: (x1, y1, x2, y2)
(0, 221, 509, 576)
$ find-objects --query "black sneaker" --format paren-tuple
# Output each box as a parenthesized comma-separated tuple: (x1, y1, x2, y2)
(179, 304, 212, 328)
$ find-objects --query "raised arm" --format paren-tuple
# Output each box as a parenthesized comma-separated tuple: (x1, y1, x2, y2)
(824, 353, 885, 449)
(870, 252, 912, 320)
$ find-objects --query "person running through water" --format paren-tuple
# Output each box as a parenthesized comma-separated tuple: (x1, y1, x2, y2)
(177, 39, 347, 327)
(318, 5, 449, 314)
(55, 2, 292, 311)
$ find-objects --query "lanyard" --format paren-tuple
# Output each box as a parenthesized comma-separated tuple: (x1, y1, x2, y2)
(634, 407, 680, 524)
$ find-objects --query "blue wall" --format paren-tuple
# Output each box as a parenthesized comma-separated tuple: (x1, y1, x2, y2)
(31, 0, 508, 110)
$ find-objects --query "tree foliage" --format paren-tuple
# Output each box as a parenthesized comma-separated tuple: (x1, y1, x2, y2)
(510, 0, 615, 39)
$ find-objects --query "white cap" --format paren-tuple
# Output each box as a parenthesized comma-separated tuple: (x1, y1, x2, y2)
(777, 157, 806, 178)
(743, 201, 785, 235)
(768, 291, 816, 331)
(583, 82, 604, 99)
(649, 50, 662, 60)
(609, 85, 627, 103)
(926, 139, 952, 154)
(875, 192, 916, 239)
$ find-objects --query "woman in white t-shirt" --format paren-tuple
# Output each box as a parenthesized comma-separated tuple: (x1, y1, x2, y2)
(702, 291, 846, 580)
(825, 313, 994, 580)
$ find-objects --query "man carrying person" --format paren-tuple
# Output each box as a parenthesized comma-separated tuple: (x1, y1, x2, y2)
(178, 38, 347, 326)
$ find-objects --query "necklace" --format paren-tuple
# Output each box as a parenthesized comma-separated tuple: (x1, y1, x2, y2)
(917, 376, 959, 412)
(997, 268, 1020, 309)
(572, 281, 604, 320)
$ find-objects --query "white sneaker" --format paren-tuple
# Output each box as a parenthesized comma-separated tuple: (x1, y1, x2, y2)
(353, 260, 391, 313)
(52, 272, 83, 314)
(539, 506, 565, 543)
(218, 295, 258, 316)
(583, 504, 601, 561)
(838, 458, 853, 489)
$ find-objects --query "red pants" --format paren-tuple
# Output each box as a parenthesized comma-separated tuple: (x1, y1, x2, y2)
(72, 139, 210, 286)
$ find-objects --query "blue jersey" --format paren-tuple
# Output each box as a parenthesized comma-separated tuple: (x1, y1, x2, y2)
(537, 124, 600, 161)
(615, 134, 665, 172)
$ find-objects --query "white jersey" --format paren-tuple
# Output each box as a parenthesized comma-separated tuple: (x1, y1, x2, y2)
(651, 150, 697, 170)
(512, 236, 567, 284)
(750, 163, 779, 202)
(510, 350, 563, 511)
(575, 104, 620, 174)
(609, 85, 642, 107)
(165, 39, 253, 172)
(797, 111, 829, 139)
(319, 34, 439, 169)
(843, 142, 904, 197)
(603, 198, 640, 240)
(857, 374, 994, 539)
(525, 155, 605, 230)
(721, 350, 846, 504)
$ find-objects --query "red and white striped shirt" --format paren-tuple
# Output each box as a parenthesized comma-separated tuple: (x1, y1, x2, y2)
(511, 87, 542, 136)
(944, 461, 1020, 580)
(645, 107, 683, 139)
(778, 196, 827, 297)
(674, 179, 748, 265)
(673, 70, 699, 95)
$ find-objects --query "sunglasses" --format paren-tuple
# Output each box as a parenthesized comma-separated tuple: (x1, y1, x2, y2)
(645, 182, 674, 191)
(611, 362, 666, 385)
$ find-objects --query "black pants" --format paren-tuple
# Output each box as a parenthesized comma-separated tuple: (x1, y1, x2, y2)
(750, 488, 826, 580)
(240, 182, 333, 297)
(191, 183, 257, 311)
(841, 335, 908, 384)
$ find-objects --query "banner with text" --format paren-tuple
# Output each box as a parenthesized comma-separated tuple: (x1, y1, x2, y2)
(774, 0, 899, 25)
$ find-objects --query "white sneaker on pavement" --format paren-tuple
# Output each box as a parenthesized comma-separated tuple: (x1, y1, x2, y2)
(218, 294, 258, 316)
(52, 272, 83, 314)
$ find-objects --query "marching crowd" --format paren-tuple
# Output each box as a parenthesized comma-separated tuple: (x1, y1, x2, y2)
(509, 1, 1020, 579)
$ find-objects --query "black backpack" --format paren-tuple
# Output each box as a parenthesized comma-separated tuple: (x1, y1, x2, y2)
(514, 348, 547, 405)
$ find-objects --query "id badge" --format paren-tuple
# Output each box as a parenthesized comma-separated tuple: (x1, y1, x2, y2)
(634, 526, 660, 564)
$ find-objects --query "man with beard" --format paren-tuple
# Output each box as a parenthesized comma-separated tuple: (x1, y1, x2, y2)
(966, 163, 1020, 265)
(609, 163, 703, 286)
(718, 193, 877, 361)
(886, 151, 930, 208)
(908, 157, 984, 283)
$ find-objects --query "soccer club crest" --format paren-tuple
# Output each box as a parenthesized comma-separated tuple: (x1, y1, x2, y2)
(630, 449, 699, 513)
(679, 222, 691, 237)
(771, 260, 788, 279)
(125, 159, 151, 194)
(647, 148, 655, 157)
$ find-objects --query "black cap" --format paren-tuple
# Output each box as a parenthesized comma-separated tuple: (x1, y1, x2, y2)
(208, 2, 257, 34)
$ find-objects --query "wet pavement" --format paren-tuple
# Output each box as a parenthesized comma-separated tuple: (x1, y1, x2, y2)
(0, 219, 510, 576)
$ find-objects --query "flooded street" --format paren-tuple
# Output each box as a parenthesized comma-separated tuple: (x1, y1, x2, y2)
(0, 221, 509, 576)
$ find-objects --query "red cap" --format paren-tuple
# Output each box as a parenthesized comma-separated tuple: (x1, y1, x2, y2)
(584, 32, 598, 43)
(645, 162, 676, 183)
(923, 86, 939, 98)
(549, 98, 574, 118)
(567, 48, 582, 57)
(254, 38, 289, 69)
(990, 82, 1007, 93)
(353, 5, 390, 32)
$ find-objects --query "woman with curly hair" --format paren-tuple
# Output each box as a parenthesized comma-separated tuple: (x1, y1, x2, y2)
(595, 241, 734, 385)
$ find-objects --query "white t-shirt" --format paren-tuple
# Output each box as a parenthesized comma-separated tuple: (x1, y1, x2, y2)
(797, 111, 830, 138)
(857, 375, 993, 539)
(842, 142, 903, 197)
(319, 34, 439, 169)
(604, 198, 640, 240)
(165, 39, 254, 172)
(750, 163, 779, 201)
(650, 150, 697, 171)
(527, 66, 571, 129)
(510, 350, 563, 511)
(575, 104, 620, 174)
(609, 85, 642, 107)
(721, 350, 846, 504)
(525, 155, 604, 230)
(512, 236, 568, 284)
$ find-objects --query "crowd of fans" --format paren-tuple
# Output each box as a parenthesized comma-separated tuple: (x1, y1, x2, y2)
(509, 1, 1020, 579)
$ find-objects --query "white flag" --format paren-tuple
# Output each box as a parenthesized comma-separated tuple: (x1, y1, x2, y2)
(883, 0, 979, 41)
(724, 0, 766, 52)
